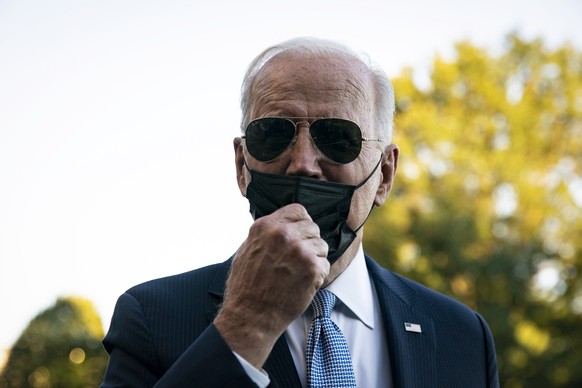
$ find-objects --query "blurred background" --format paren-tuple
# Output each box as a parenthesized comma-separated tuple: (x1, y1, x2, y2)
(1, 0, 581, 386)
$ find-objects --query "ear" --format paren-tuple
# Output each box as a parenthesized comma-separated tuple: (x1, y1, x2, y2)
(234, 137, 248, 197)
(374, 144, 399, 206)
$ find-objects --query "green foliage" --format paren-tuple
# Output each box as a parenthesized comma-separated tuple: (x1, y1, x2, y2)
(365, 33, 582, 387)
(0, 296, 108, 388)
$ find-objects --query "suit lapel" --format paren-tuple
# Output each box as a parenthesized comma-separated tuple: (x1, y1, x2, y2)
(206, 259, 231, 321)
(207, 258, 302, 388)
(367, 257, 437, 388)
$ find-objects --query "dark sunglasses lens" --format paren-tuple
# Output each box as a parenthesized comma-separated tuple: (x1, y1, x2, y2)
(310, 119, 362, 163)
(245, 118, 296, 161)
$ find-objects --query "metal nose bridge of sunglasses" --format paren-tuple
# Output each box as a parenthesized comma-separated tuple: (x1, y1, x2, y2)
(287, 120, 317, 148)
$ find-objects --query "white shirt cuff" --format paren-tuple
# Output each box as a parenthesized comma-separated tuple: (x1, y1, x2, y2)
(233, 351, 271, 387)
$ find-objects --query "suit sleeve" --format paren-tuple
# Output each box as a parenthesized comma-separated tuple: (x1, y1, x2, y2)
(476, 313, 500, 388)
(101, 292, 259, 387)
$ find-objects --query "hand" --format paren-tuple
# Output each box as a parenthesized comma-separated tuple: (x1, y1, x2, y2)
(214, 203, 330, 368)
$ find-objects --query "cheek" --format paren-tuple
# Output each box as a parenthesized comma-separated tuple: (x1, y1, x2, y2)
(346, 174, 379, 228)
(251, 160, 289, 176)
(320, 160, 363, 185)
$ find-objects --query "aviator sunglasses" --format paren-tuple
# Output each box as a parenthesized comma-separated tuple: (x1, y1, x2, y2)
(242, 117, 384, 164)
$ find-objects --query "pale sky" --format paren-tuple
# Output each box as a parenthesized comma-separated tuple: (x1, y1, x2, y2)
(1, 0, 581, 361)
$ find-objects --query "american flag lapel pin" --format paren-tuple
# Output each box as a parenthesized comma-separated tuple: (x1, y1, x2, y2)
(404, 322, 422, 333)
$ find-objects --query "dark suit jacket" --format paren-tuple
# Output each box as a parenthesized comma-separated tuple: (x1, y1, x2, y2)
(102, 255, 500, 387)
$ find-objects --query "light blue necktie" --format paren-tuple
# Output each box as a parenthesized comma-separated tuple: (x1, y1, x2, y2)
(306, 290, 357, 388)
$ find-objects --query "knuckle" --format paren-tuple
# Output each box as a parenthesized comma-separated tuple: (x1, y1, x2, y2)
(250, 216, 291, 244)
(287, 203, 310, 218)
(288, 239, 309, 258)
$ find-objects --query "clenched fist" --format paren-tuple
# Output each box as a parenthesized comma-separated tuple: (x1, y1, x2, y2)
(214, 203, 330, 368)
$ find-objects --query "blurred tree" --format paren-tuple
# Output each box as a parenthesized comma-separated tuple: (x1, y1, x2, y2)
(365, 33, 582, 387)
(0, 296, 108, 387)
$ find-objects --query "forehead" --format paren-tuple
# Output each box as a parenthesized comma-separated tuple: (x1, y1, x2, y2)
(249, 52, 374, 121)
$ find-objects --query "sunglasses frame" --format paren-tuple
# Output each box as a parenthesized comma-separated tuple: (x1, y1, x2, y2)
(242, 117, 384, 163)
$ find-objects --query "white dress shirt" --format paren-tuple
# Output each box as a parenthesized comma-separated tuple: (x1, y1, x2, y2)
(236, 244, 392, 387)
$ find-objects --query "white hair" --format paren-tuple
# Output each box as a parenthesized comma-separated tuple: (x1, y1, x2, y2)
(240, 37, 395, 143)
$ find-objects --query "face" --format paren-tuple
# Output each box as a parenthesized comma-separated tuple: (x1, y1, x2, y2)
(234, 51, 398, 277)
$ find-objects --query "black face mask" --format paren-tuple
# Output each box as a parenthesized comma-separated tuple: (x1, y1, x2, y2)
(244, 158, 381, 265)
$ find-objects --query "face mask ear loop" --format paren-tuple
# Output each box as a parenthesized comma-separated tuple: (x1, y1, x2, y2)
(353, 154, 384, 233)
(354, 203, 375, 234)
(355, 154, 383, 189)
(243, 158, 252, 175)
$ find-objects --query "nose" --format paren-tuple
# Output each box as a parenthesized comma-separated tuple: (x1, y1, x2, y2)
(284, 125, 323, 178)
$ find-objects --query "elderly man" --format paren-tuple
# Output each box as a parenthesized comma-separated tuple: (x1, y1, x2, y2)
(101, 38, 500, 387)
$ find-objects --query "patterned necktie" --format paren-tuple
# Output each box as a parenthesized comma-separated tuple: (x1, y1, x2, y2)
(306, 290, 357, 388)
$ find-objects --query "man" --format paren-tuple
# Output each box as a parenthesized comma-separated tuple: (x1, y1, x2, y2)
(101, 38, 500, 387)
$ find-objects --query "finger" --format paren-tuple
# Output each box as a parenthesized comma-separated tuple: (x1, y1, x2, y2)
(273, 203, 312, 222)
(312, 237, 329, 259)
(295, 219, 321, 239)
(267, 219, 321, 243)
(314, 241, 331, 278)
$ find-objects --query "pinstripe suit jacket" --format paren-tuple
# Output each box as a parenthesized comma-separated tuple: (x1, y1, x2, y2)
(101, 255, 500, 387)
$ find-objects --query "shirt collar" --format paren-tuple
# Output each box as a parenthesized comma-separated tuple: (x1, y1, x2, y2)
(325, 244, 375, 329)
